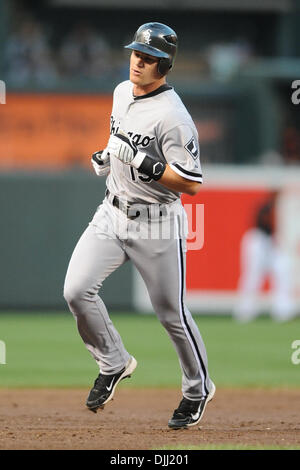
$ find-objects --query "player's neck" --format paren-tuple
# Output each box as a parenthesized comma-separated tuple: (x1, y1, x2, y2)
(133, 77, 166, 97)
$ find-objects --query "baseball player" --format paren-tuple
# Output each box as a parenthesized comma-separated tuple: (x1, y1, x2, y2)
(234, 191, 297, 322)
(64, 22, 215, 429)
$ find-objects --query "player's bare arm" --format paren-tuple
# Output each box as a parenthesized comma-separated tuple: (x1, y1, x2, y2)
(158, 164, 201, 196)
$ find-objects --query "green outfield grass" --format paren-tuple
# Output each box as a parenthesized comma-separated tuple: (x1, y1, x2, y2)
(0, 312, 299, 388)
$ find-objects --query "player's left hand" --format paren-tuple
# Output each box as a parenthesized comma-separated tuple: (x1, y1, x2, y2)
(91, 149, 110, 176)
(107, 132, 145, 169)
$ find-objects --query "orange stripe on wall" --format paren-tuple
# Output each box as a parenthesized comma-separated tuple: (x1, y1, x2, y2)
(0, 93, 112, 168)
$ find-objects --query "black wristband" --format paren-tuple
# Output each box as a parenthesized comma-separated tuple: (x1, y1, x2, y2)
(138, 155, 166, 181)
(92, 150, 104, 165)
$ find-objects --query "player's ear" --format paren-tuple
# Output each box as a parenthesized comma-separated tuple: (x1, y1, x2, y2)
(158, 58, 171, 76)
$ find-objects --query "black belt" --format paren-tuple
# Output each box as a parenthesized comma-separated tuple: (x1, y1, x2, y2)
(105, 189, 167, 220)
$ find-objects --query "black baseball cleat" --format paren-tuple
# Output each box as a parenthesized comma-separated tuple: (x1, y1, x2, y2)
(168, 382, 216, 429)
(86, 356, 137, 413)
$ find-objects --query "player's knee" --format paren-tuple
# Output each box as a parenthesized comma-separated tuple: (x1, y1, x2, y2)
(156, 306, 179, 332)
(159, 315, 175, 331)
(63, 283, 88, 309)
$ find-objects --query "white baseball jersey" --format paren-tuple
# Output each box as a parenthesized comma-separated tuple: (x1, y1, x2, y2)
(106, 80, 202, 204)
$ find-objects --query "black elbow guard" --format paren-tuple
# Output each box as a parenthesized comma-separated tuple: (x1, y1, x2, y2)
(138, 155, 166, 181)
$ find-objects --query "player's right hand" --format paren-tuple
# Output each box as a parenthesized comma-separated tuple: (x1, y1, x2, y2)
(91, 149, 110, 176)
(107, 132, 138, 165)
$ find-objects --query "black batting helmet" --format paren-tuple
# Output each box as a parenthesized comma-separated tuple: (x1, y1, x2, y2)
(124, 22, 178, 76)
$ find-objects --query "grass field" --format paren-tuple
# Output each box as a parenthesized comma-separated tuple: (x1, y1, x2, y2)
(0, 311, 299, 388)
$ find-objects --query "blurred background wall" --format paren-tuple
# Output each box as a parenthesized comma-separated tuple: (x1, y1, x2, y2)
(0, 0, 300, 313)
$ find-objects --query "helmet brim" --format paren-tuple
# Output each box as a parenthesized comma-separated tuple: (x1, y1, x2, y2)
(124, 42, 169, 59)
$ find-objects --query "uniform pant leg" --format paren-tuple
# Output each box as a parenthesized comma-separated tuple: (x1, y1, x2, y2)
(234, 228, 269, 320)
(270, 245, 296, 320)
(63, 207, 130, 374)
(125, 208, 211, 400)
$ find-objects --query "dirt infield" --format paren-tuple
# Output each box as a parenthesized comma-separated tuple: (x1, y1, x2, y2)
(0, 388, 299, 449)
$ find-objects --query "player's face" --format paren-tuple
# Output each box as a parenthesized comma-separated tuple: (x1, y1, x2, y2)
(130, 50, 162, 87)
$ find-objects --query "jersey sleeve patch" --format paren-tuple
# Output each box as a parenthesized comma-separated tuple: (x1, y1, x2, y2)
(185, 137, 199, 160)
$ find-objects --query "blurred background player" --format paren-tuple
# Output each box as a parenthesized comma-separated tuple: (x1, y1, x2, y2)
(233, 190, 297, 323)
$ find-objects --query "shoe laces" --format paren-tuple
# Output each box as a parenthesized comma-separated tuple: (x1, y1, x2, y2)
(93, 373, 112, 391)
(175, 397, 201, 415)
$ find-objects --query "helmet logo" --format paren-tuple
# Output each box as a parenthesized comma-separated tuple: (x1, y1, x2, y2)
(143, 29, 152, 44)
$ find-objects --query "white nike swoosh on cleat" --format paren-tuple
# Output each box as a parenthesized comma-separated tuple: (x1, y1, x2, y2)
(191, 411, 200, 421)
(106, 378, 115, 392)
